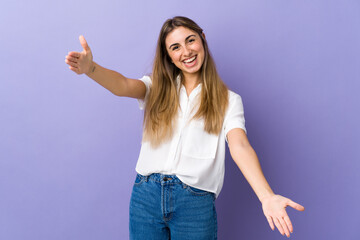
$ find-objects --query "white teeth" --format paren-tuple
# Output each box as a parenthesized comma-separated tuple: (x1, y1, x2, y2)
(183, 56, 196, 63)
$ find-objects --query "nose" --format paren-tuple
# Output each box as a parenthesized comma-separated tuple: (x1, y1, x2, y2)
(183, 45, 192, 57)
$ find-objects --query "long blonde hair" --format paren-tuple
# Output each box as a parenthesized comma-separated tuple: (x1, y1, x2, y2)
(142, 16, 229, 148)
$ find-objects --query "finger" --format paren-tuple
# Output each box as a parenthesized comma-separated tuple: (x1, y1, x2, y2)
(273, 217, 285, 236)
(287, 200, 305, 211)
(279, 217, 290, 238)
(65, 56, 78, 63)
(284, 215, 293, 233)
(68, 51, 80, 58)
(69, 66, 80, 74)
(266, 216, 275, 231)
(79, 35, 91, 52)
(65, 59, 78, 68)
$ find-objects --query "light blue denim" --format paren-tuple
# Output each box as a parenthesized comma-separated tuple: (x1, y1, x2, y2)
(129, 173, 217, 240)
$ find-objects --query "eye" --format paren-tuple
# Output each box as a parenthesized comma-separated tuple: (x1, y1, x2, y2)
(172, 46, 179, 51)
(188, 38, 195, 43)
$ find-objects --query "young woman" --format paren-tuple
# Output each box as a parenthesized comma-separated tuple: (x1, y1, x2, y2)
(65, 16, 305, 239)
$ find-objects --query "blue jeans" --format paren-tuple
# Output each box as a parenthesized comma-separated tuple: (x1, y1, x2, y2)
(129, 173, 217, 240)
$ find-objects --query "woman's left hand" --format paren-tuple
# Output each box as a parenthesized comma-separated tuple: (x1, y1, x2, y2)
(261, 194, 305, 238)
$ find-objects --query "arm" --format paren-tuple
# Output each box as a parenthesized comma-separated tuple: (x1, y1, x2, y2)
(86, 62, 146, 98)
(227, 128, 274, 202)
(227, 128, 305, 238)
(65, 35, 146, 99)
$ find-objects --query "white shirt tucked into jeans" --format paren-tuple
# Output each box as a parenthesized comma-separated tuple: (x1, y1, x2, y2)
(136, 75, 246, 199)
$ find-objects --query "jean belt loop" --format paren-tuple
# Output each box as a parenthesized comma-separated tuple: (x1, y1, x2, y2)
(145, 175, 149, 182)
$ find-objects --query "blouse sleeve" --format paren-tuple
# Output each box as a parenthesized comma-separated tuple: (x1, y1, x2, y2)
(224, 92, 247, 143)
(137, 75, 152, 110)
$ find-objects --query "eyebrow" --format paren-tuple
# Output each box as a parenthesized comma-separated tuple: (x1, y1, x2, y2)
(169, 34, 197, 49)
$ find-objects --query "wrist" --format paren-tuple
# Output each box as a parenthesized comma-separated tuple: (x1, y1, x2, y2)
(86, 61, 96, 75)
(259, 192, 276, 203)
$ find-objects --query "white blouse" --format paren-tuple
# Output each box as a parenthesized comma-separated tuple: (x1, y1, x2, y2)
(135, 75, 246, 199)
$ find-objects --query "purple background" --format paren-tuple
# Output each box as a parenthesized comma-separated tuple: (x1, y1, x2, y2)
(1, 0, 359, 239)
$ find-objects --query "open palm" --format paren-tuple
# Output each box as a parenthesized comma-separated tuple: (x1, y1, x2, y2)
(262, 194, 305, 238)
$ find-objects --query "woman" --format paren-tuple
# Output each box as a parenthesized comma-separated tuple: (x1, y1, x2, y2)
(65, 16, 305, 239)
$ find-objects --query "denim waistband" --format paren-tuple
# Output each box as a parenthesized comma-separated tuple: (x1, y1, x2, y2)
(138, 172, 182, 184)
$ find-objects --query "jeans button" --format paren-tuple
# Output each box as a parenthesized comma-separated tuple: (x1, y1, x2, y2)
(163, 177, 168, 181)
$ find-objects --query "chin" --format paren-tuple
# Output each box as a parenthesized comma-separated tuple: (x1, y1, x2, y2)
(182, 64, 202, 75)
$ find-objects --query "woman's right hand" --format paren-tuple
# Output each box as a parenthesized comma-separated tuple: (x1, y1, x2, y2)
(65, 35, 94, 75)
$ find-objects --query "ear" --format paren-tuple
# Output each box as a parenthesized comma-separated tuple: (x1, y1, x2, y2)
(202, 32, 206, 39)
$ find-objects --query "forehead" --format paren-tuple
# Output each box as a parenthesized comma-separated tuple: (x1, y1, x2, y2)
(165, 26, 198, 47)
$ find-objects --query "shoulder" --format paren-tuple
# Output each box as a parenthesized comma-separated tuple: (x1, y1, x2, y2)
(139, 75, 152, 83)
(138, 75, 153, 89)
(227, 89, 237, 99)
(223, 89, 247, 136)
(224, 89, 245, 119)
(227, 89, 244, 105)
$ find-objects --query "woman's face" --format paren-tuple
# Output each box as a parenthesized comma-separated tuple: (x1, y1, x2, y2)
(165, 26, 205, 79)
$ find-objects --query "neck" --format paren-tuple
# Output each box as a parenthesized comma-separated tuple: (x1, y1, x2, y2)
(182, 72, 201, 89)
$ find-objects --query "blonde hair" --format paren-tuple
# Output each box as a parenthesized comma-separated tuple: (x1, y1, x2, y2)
(142, 16, 229, 148)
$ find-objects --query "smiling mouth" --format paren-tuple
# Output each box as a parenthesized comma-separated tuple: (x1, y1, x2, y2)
(183, 55, 197, 63)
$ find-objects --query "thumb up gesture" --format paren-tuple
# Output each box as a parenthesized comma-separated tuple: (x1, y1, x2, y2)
(65, 35, 94, 75)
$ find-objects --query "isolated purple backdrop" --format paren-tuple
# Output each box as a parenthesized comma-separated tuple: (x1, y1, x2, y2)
(1, 0, 359, 239)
